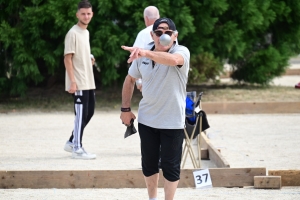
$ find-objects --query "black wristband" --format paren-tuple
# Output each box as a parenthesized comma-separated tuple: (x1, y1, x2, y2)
(121, 107, 131, 112)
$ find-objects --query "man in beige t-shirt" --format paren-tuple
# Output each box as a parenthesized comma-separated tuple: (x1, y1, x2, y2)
(63, 0, 96, 160)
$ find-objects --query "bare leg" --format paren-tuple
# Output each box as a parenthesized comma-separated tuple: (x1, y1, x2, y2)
(164, 178, 179, 200)
(144, 173, 159, 199)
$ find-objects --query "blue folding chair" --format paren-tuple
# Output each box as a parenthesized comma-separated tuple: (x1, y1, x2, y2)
(182, 92, 210, 168)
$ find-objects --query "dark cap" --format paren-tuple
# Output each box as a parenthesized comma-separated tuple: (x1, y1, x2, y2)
(152, 18, 177, 31)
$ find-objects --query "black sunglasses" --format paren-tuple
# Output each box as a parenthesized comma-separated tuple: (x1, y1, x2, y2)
(153, 30, 174, 37)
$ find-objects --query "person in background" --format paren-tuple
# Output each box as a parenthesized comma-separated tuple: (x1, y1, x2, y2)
(133, 6, 160, 48)
(63, 0, 96, 160)
(133, 6, 160, 91)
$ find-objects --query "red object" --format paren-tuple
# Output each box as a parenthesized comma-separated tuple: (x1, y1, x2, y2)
(295, 82, 300, 89)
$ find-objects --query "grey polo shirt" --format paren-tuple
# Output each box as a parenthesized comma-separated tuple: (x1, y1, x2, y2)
(128, 43, 190, 129)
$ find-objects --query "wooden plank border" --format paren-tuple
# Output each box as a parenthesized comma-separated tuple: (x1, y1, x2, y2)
(254, 176, 282, 189)
(0, 168, 266, 189)
(201, 132, 230, 168)
(285, 68, 300, 76)
(202, 102, 300, 114)
(268, 170, 300, 186)
(220, 68, 300, 78)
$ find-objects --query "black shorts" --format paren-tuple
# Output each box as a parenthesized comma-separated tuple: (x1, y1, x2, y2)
(138, 123, 184, 182)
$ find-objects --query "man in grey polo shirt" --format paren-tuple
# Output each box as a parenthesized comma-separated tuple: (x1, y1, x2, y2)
(121, 18, 190, 200)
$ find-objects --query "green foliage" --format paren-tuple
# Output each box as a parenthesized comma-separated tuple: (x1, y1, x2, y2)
(1, 0, 300, 96)
(189, 52, 223, 84)
(231, 47, 288, 84)
(89, 0, 195, 85)
(186, 0, 300, 85)
(0, 0, 78, 96)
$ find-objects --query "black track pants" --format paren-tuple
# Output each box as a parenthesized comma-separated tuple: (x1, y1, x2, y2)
(68, 90, 95, 150)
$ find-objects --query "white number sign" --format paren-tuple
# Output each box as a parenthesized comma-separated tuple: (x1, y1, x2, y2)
(193, 169, 212, 189)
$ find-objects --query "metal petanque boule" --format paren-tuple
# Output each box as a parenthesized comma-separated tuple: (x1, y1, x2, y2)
(159, 34, 171, 46)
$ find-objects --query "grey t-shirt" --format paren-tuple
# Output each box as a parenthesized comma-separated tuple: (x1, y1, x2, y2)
(128, 43, 190, 129)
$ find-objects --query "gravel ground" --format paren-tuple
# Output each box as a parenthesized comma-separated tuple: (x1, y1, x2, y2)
(0, 111, 300, 200)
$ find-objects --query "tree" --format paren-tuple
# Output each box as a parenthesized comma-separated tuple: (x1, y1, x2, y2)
(0, 0, 78, 96)
(1, 0, 300, 96)
(89, 0, 195, 85)
(185, 0, 300, 85)
(223, 0, 300, 84)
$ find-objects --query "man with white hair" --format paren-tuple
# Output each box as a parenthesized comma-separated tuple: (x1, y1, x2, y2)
(133, 6, 160, 48)
(133, 6, 160, 91)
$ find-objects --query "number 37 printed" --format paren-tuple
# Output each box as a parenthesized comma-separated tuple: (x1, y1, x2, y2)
(193, 169, 212, 189)
(195, 173, 208, 184)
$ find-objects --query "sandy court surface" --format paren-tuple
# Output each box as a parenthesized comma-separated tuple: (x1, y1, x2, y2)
(0, 187, 299, 200)
(0, 111, 142, 171)
(0, 111, 300, 199)
(205, 114, 300, 170)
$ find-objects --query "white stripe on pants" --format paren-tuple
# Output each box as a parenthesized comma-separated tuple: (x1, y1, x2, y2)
(73, 90, 83, 150)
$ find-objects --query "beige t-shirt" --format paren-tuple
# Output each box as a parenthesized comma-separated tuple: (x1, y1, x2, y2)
(64, 25, 95, 91)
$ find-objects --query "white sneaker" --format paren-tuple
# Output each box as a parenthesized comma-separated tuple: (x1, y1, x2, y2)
(64, 141, 74, 153)
(72, 148, 96, 160)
